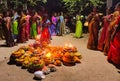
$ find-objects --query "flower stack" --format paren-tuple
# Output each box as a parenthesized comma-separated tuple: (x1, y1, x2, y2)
(9, 41, 82, 78)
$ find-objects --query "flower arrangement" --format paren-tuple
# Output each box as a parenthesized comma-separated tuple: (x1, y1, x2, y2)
(9, 42, 82, 79)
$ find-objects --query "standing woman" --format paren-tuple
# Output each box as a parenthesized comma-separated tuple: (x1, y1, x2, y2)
(2, 10, 15, 47)
(87, 7, 100, 50)
(103, 8, 119, 55)
(30, 11, 37, 39)
(59, 12, 65, 36)
(36, 13, 42, 35)
(11, 10, 19, 40)
(97, 8, 113, 51)
(107, 3, 120, 66)
(26, 10, 31, 39)
(17, 10, 27, 43)
(50, 12, 57, 36)
(74, 12, 83, 38)
(40, 14, 51, 44)
(108, 16, 120, 66)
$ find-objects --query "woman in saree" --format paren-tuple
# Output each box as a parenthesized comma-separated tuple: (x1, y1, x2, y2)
(87, 7, 100, 50)
(74, 12, 83, 38)
(16, 10, 27, 43)
(36, 14, 42, 35)
(30, 11, 37, 39)
(25, 10, 31, 39)
(40, 14, 51, 44)
(2, 10, 15, 47)
(103, 8, 119, 55)
(11, 10, 19, 40)
(50, 12, 57, 36)
(108, 16, 120, 66)
(59, 12, 65, 36)
(97, 8, 113, 51)
(107, 3, 120, 66)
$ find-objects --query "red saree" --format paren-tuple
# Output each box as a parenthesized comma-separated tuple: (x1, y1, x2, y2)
(107, 16, 120, 65)
(40, 19, 51, 44)
(97, 15, 112, 51)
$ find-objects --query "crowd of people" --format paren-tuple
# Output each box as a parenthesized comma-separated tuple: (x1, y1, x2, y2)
(0, 2, 120, 66)
(86, 2, 120, 66)
(0, 9, 70, 47)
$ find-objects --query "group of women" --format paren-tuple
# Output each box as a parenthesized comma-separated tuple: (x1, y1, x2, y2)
(87, 3, 120, 66)
(50, 12, 66, 36)
(0, 9, 67, 47)
(0, 10, 43, 47)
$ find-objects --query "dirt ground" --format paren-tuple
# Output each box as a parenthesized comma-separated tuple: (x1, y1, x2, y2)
(0, 33, 120, 81)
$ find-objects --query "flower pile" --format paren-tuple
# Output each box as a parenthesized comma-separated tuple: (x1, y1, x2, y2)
(9, 41, 82, 79)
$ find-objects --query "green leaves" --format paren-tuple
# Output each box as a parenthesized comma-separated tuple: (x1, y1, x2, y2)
(0, 0, 105, 15)
(90, 0, 105, 7)
(61, 0, 105, 15)
(1, 0, 47, 9)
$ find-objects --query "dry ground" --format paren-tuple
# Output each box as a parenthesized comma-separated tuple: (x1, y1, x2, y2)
(0, 33, 120, 81)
